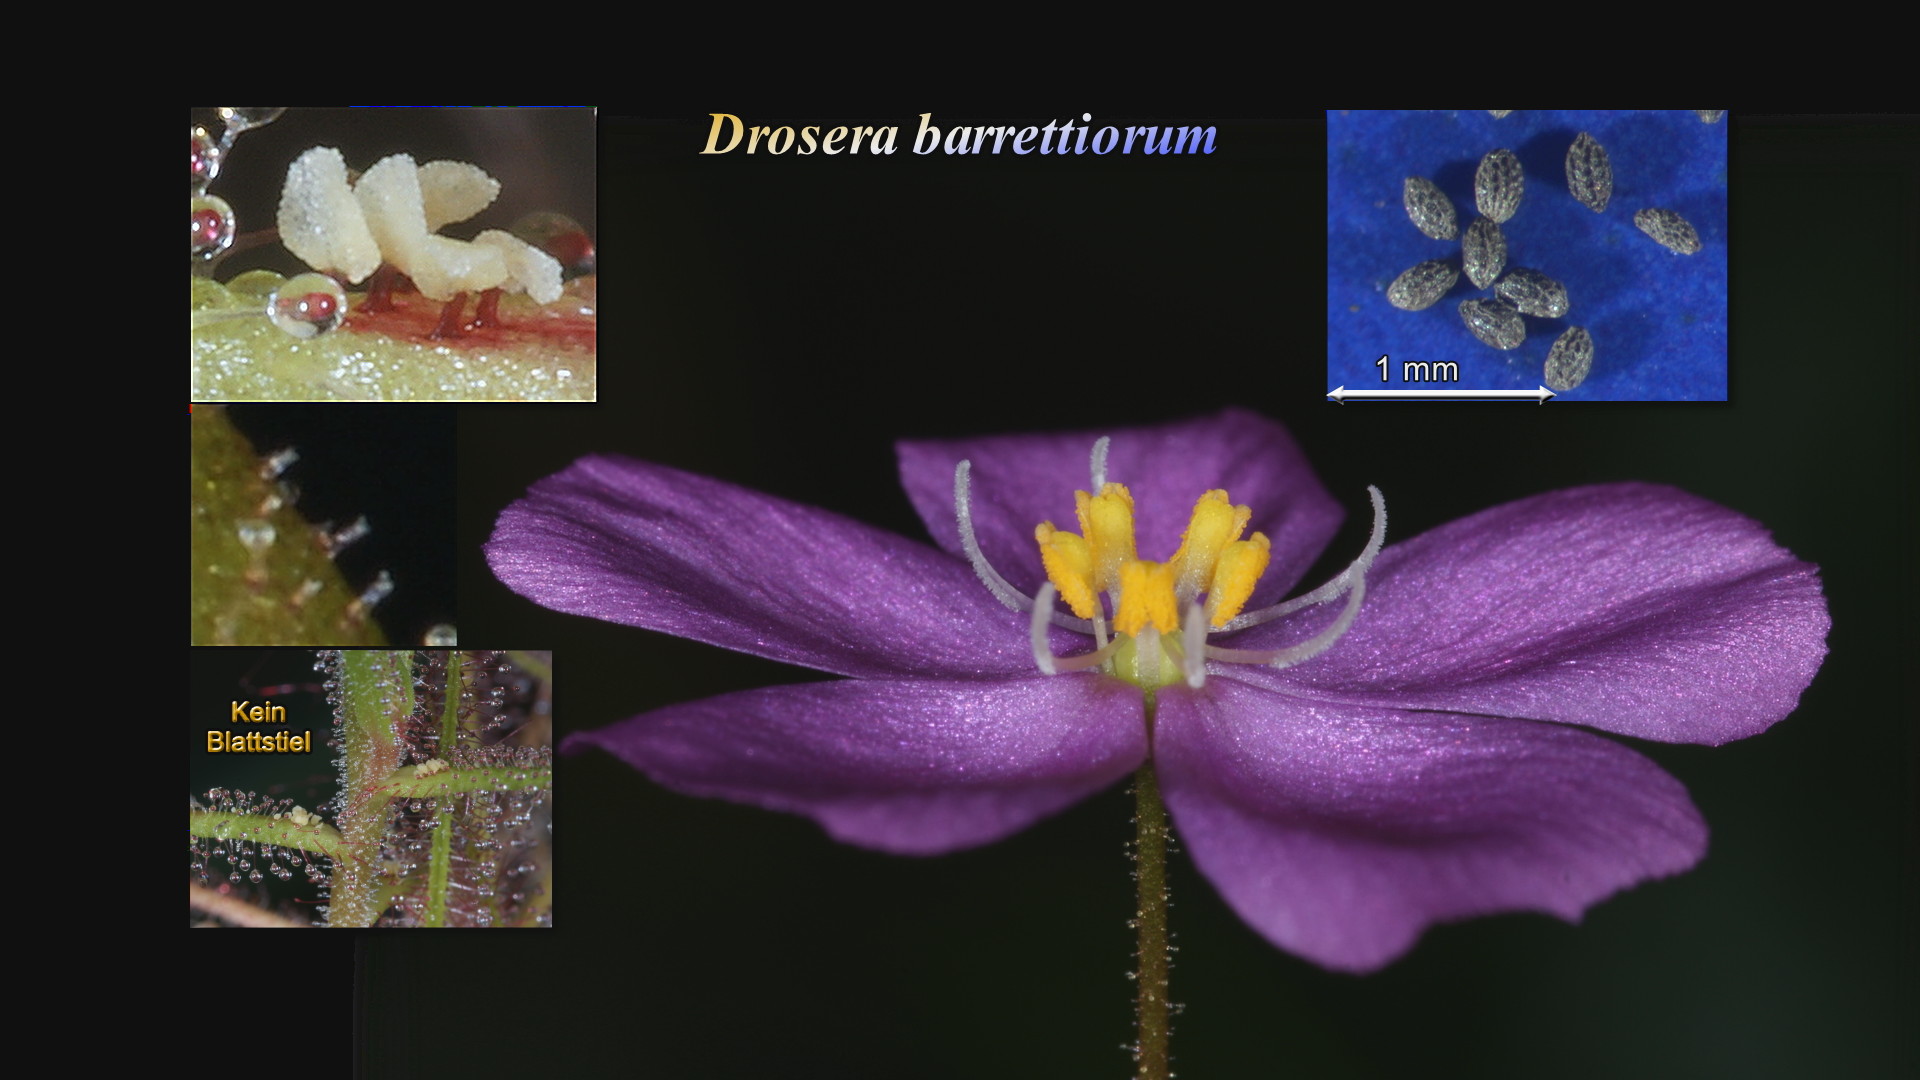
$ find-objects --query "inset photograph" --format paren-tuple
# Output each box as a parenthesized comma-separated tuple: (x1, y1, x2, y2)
(190, 107, 597, 402)
(190, 404, 455, 645)
(189, 648, 553, 927)
(1328, 110, 1727, 401)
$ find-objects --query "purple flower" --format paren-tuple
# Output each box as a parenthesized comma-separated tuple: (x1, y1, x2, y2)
(487, 409, 1828, 971)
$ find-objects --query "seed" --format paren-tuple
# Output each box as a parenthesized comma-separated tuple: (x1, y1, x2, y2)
(1462, 216, 1507, 289)
(1635, 208, 1702, 254)
(1387, 259, 1459, 311)
(1493, 267, 1569, 318)
(1475, 148, 1523, 223)
(1544, 326, 1594, 391)
(1694, 110, 1726, 123)
(1459, 297, 1525, 350)
(1402, 176, 1458, 240)
(1565, 132, 1612, 213)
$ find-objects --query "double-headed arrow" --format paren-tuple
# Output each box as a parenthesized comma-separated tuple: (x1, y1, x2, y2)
(1327, 386, 1556, 404)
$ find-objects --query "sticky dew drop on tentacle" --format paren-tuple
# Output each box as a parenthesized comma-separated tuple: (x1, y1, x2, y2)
(190, 108, 286, 275)
(195, 651, 552, 927)
(192, 783, 337, 920)
(196, 650, 553, 927)
(189, 108, 360, 342)
(191, 408, 397, 645)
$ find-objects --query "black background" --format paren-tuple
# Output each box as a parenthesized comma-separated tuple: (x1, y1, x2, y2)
(208, 111, 1914, 1079)
(220, 405, 458, 644)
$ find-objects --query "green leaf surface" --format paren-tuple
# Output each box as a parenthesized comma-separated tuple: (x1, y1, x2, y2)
(191, 272, 597, 401)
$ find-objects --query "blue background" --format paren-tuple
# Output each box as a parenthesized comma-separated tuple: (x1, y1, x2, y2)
(1328, 110, 1728, 400)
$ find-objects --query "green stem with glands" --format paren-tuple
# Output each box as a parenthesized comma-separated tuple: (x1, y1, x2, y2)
(330, 650, 412, 927)
(1134, 694, 1172, 1080)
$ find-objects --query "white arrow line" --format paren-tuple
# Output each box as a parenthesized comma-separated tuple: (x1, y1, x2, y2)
(1327, 386, 1556, 404)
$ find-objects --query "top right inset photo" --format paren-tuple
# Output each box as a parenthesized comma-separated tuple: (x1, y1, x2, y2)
(1329, 110, 1727, 401)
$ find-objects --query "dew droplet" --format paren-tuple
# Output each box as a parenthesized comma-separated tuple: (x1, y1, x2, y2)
(249, 870, 264, 883)
(191, 126, 223, 196)
(355, 570, 395, 611)
(259, 446, 300, 480)
(236, 519, 276, 554)
(423, 623, 458, 647)
(217, 107, 286, 134)
(267, 272, 348, 338)
(510, 211, 595, 277)
(191, 195, 236, 259)
(317, 516, 371, 558)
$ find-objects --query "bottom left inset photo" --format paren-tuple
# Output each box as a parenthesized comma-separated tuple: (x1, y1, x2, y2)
(189, 648, 552, 927)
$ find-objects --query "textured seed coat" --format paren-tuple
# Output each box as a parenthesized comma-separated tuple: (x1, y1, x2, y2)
(1545, 326, 1595, 390)
(1463, 217, 1507, 289)
(1565, 132, 1612, 213)
(1403, 177, 1458, 240)
(1459, 297, 1525, 350)
(1494, 267, 1570, 318)
(1387, 259, 1460, 311)
(1635, 208, 1703, 254)
(1475, 148, 1524, 223)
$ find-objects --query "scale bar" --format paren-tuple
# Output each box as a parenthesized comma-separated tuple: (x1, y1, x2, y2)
(1328, 386, 1556, 403)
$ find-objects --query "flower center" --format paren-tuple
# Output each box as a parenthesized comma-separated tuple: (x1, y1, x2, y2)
(1036, 485, 1273, 636)
(952, 436, 1388, 692)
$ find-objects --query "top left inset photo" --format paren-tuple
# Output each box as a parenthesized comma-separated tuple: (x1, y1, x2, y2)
(190, 107, 597, 402)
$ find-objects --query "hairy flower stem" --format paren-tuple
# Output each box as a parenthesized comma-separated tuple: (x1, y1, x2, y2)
(331, 650, 413, 927)
(422, 653, 472, 927)
(1134, 696, 1172, 1080)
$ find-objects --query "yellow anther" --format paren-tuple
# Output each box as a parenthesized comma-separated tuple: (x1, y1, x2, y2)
(1169, 490, 1252, 598)
(1205, 533, 1271, 627)
(1074, 483, 1137, 593)
(1035, 522, 1099, 619)
(1114, 560, 1178, 637)
(1032, 479, 1279, 662)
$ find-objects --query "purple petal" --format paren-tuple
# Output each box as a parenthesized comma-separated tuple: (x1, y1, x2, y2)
(1153, 679, 1707, 973)
(565, 675, 1148, 855)
(1223, 484, 1829, 745)
(897, 408, 1344, 603)
(487, 455, 1042, 678)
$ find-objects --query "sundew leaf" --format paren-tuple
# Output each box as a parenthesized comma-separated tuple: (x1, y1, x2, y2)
(190, 272, 596, 401)
(190, 405, 386, 644)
